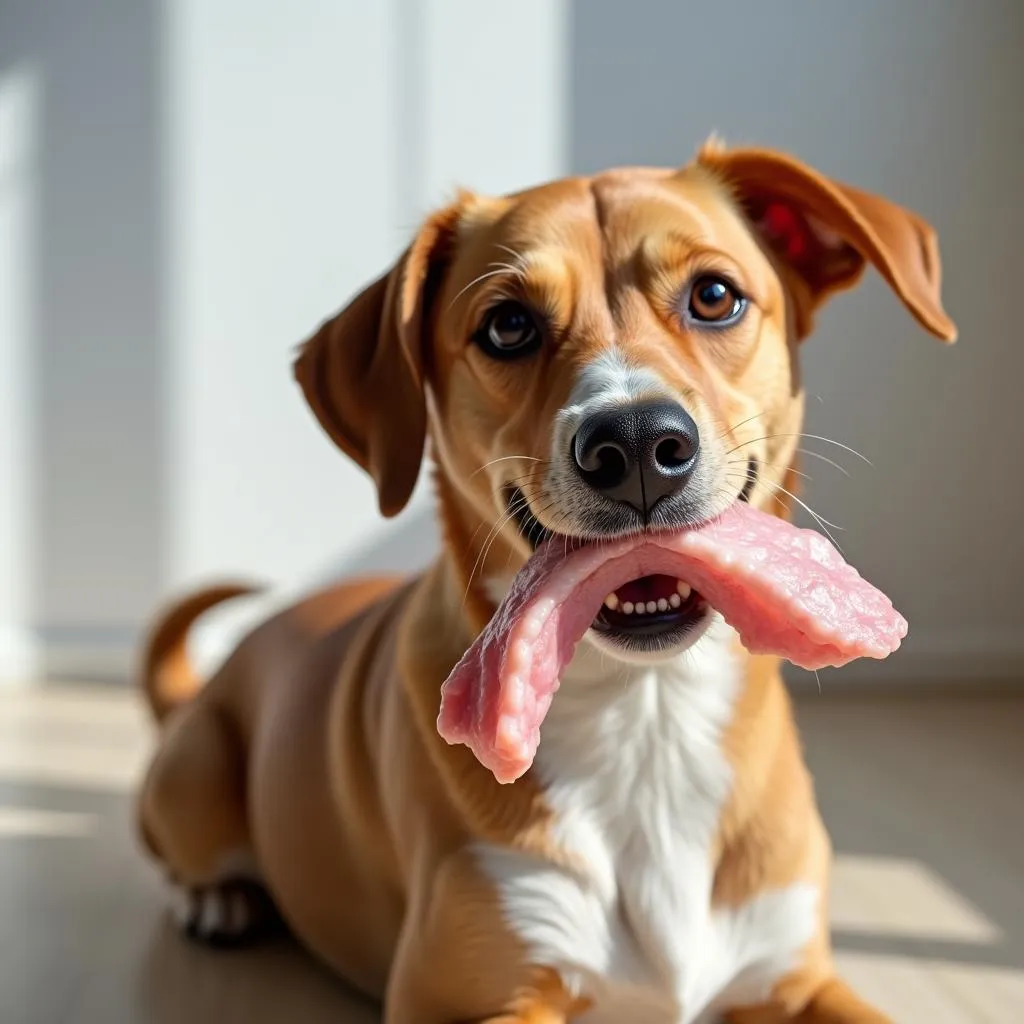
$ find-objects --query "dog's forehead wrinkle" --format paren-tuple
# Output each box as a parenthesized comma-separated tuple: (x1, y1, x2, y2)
(591, 171, 724, 237)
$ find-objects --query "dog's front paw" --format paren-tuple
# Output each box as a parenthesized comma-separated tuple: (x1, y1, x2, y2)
(169, 878, 281, 948)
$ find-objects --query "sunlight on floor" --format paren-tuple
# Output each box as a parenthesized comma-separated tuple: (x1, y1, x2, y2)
(831, 854, 1000, 942)
(829, 854, 1021, 1021)
(0, 683, 152, 792)
(839, 952, 1024, 1024)
(0, 683, 1020, 1023)
(0, 805, 98, 838)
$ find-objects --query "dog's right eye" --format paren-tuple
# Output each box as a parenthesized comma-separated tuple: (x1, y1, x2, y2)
(474, 301, 541, 359)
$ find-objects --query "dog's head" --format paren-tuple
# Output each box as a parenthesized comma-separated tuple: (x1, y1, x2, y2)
(296, 142, 954, 659)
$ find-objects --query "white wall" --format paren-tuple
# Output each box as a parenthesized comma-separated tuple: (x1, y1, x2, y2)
(0, 0, 1020, 684)
(166, 0, 569, 671)
(166, 0, 567, 586)
(0, 0, 568, 679)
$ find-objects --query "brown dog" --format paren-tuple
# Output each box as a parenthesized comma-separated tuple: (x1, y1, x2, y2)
(137, 140, 955, 1023)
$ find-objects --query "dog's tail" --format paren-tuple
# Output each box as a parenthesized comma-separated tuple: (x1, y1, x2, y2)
(139, 583, 260, 724)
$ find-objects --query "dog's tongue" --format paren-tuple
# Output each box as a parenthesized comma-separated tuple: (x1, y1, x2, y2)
(437, 502, 906, 783)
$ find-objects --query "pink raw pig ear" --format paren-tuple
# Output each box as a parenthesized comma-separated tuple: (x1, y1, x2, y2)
(695, 141, 957, 342)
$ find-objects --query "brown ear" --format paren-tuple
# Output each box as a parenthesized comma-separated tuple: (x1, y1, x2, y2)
(696, 142, 957, 342)
(293, 202, 462, 517)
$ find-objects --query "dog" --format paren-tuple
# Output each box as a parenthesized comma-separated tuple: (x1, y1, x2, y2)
(137, 140, 955, 1023)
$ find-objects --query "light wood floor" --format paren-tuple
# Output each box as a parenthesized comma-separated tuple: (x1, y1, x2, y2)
(0, 684, 1021, 1023)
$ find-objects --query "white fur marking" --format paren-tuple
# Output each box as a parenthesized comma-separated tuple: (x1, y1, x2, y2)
(555, 349, 668, 447)
(477, 622, 819, 1023)
(200, 889, 227, 935)
(545, 350, 678, 534)
(167, 846, 265, 939)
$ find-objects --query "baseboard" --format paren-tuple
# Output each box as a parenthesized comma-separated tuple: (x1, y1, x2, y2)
(0, 625, 138, 684)
(0, 625, 39, 685)
(0, 590, 298, 686)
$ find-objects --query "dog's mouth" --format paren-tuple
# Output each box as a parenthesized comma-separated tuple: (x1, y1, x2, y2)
(444, 459, 907, 784)
(591, 572, 708, 647)
(503, 457, 759, 650)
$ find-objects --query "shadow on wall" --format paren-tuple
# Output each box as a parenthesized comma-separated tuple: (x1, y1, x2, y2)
(315, 503, 439, 584)
(568, 0, 1024, 681)
(1, 0, 166, 676)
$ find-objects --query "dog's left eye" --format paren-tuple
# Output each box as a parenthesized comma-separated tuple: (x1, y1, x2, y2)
(685, 275, 747, 326)
(474, 301, 541, 359)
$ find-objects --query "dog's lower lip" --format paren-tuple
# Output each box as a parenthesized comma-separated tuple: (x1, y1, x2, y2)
(738, 456, 758, 503)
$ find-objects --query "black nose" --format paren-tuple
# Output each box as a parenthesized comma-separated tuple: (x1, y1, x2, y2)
(572, 400, 700, 516)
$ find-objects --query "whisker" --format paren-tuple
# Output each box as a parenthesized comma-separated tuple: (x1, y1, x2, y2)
(486, 260, 525, 277)
(470, 455, 544, 479)
(717, 410, 767, 441)
(726, 458, 811, 483)
(508, 468, 551, 492)
(460, 470, 548, 559)
(502, 496, 563, 573)
(724, 432, 871, 465)
(725, 472, 845, 549)
(473, 491, 565, 598)
(494, 243, 527, 265)
(464, 492, 533, 603)
(448, 266, 521, 310)
(793, 447, 852, 478)
(727, 448, 851, 480)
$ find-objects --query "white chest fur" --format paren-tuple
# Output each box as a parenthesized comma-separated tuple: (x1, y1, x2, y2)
(475, 620, 818, 1024)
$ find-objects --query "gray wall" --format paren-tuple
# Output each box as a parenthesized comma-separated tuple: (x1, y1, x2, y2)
(570, 0, 1024, 681)
(1, 0, 1021, 683)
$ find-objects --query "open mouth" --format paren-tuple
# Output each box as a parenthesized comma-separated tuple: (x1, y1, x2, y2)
(503, 456, 758, 649)
(443, 478, 907, 784)
(592, 573, 708, 647)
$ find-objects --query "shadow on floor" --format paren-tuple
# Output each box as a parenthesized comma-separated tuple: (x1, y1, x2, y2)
(796, 692, 1024, 974)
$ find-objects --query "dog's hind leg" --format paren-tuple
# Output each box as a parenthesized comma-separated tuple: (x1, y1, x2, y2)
(138, 701, 280, 947)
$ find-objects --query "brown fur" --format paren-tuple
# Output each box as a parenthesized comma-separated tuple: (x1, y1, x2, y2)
(138, 142, 954, 1022)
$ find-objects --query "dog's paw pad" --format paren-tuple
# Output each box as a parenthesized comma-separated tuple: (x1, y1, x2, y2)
(170, 879, 280, 948)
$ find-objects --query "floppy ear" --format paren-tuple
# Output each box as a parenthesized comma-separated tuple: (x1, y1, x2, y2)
(696, 142, 957, 342)
(294, 202, 462, 517)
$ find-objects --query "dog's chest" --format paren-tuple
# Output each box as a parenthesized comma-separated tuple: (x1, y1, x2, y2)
(475, 627, 818, 1024)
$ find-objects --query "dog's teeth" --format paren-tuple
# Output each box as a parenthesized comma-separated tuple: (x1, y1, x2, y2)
(669, 592, 682, 609)
(676, 580, 692, 600)
(621, 601, 634, 615)
(604, 593, 619, 611)
(634, 602, 646, 615)
(657, 598, 669, 612)
(645, 601, 658, 614)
